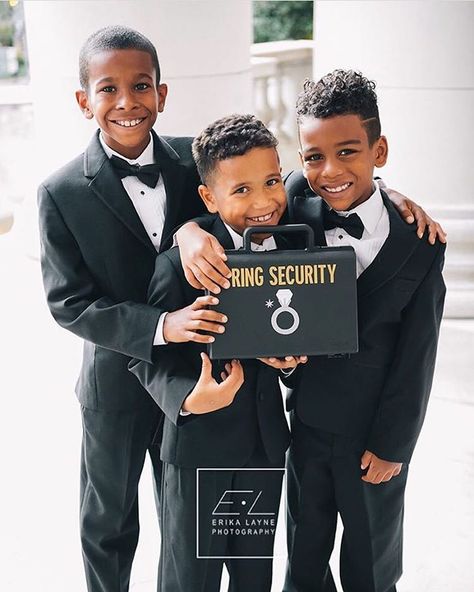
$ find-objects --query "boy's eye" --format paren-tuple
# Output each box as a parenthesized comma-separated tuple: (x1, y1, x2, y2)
(100, 86, 116, 93)
(234, 186, 249, 195)
(135, 82, 150, 91)
(266, 178, 281, 186)
(305, 153, 323, 162)
(339, 148, 356, 156)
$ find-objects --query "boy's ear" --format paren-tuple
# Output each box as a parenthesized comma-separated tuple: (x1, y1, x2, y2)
(157, 83, 168, 113)
(75, 89, 94, 120)
(374, 135, 388, 168)
(198, 184, 218, 214)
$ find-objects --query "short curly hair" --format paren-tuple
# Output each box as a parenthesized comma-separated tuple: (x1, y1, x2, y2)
(296, 70, 381, 145)
(192, 114, 278, 184)
(79, 25, 160, 91)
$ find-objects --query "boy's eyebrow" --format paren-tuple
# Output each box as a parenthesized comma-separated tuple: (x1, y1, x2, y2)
(95, 73, 154, 85)
(335, 139, 362, 146)
(95, 77, 115, 85)
(229, 171, 280, 190)
(229, 180, 250, 190)
(302, 139, 362, 153)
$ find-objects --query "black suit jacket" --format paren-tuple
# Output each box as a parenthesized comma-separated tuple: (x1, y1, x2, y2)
(129, 217, 291, 468)
(38, 130, 205, 411)
(284, 170, 446, 463)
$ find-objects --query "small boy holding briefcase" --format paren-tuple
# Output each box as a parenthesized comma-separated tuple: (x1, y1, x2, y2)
(129, 114, 306, 592)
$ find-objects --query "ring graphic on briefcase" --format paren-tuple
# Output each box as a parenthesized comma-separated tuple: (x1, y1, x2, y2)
(270, 289, 300, 335)
(207, 224, 358, 359)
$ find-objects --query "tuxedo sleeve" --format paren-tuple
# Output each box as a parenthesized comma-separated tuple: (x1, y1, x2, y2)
(38, 184, 162, 363)
(128, 251, 199, 425)
(173, 212, 217, 237)
(366, 243, 446, 463)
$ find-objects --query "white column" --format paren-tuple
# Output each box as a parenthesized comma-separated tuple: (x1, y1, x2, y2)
(313, 1, 474, 317)
(23, 0, 252, 180)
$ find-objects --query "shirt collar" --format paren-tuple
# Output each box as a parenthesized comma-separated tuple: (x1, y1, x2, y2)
(332, 180, 384, 235)
(223, 222, 277, 251)
(99, 132, 155, 165)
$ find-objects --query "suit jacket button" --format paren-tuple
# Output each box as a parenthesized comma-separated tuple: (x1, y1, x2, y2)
(258, 392, 264, 401)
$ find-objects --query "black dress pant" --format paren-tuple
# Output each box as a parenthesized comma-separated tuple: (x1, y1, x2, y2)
(159, 442, 285, 592)
(284, 414, 407, 592)
(80, 403, 163, 592)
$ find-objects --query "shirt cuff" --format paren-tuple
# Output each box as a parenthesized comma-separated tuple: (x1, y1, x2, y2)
(179, 409, 192, 416)
(153, 312, 168, 345)
(280, 367, 296, 378)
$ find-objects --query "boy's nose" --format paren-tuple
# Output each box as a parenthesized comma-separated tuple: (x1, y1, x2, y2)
(115, 90, 138, 110)
(322, 158, 344, 180)
(253, 192, 271, 208)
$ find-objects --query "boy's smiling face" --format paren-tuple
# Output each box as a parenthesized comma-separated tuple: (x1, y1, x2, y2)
(298, 114, 388, 211)
(76, 49, 167, 159)
(198, 147, 287, 244)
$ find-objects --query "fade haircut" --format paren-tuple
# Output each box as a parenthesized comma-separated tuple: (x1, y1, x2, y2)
(296, 70, 381, 145)
(79, 25, 160, 90)
(192, 114, 278, 184)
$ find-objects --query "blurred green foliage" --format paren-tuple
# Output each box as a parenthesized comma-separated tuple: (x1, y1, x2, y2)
(0, 2, 14, 46)
(0, 0, 28, 78)
(253, 1, 313, 43)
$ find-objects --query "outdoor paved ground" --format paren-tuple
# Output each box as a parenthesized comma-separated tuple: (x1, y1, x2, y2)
(1, 218, 472, 591)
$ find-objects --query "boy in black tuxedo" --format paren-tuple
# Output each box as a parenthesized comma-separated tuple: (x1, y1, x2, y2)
(38, 26, 226, 591)
(280, 70, 446, 591)
(129, 114, 307, 592)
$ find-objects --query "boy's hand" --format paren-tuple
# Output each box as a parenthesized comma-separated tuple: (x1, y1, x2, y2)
(360, 450, 403, 485)
(384, 185, 447, 245)
(258, 355, 308, 369)
(163, 295, 227, 344)
(177, 222, 231, 294)
(182, 353, 244, 414)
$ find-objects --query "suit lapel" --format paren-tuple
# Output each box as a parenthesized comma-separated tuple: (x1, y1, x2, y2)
(84, 131, 156, 254)
(210, 217, 237, 251)
(291, 189, 327, 247)
(357, 191, 419, 298)
(155, 133, 189, 250)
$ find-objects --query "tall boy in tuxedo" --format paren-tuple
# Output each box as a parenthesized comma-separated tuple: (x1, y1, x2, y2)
(129, 114, 306, 592)
(280, 70, 446, 591)
(37, 26, 225, 591)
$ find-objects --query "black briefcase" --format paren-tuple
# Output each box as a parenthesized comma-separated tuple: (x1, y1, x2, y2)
(207, 224, 358, 359)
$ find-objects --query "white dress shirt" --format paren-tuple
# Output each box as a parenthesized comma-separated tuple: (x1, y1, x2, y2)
(224, 223, 278, 251)
(324, 181, 389, 277)
(99, 133, 168, 345)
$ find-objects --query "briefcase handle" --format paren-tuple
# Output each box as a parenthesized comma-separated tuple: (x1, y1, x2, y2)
(242, 224, 314, 251)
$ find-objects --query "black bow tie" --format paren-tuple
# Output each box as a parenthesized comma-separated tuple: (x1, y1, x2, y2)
(110, 155, 160, 188)
(323, 208, 364, 239)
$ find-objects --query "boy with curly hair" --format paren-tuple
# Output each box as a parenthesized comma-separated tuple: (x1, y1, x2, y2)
(282, 70, 446, 592)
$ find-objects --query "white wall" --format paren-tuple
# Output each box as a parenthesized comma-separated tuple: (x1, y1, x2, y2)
(24, 0, 253, 181)
(313, 1, 474, 208)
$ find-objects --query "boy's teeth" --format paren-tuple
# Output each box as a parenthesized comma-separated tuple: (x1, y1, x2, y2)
(249, 212, 273, 222)
(116, 118, 143, 127)
(324, 182, 351, 193)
